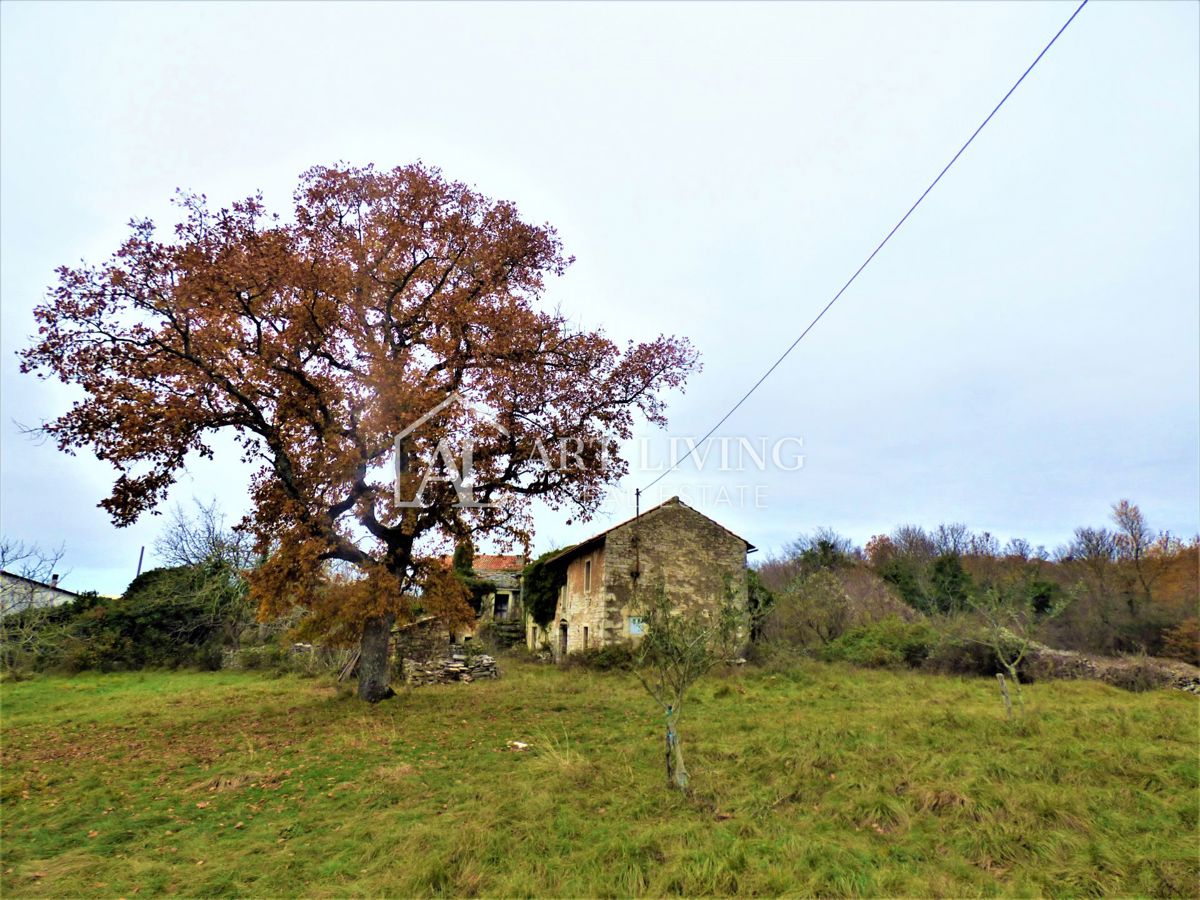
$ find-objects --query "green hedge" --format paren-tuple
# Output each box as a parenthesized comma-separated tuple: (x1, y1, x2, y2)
(821, 617, 940, 669)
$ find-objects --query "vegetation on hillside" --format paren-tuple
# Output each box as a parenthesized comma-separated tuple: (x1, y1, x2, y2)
(754, 500, 1198, 672)
(1, 503, 256, 676)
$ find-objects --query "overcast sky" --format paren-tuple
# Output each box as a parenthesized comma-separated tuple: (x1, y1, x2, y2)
(1, 1, 1197, 595)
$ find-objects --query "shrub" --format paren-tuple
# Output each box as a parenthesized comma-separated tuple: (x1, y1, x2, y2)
(758, 568, 913, 651)
(760, 570, 850, 648)
(924, 634, 1016, 679)
(744, 639, 810, 676)
(1101, 658, 1175, 693)
(821, 617, 940, 669)
(57, 630, 137, 674)
(564, 644, 635, 672)
(227, 644, 287, 670)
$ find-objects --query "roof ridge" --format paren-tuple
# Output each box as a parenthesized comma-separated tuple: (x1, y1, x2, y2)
(542, 496, 754, 566)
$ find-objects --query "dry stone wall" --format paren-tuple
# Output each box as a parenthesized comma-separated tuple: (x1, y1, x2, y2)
(400, 648, 499, 686)
(394, 616, 451, 664)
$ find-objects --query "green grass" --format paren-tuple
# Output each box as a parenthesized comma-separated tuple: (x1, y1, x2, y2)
(2, 660, 1197, 897)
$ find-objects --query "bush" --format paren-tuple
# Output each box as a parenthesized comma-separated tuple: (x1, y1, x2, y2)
(923, 634, 1024, 679)
(758, 568, 914, 651)
(57, 630, 136, 674)
(821, 617, 940, 669)
(1101, 658, 1175, 693)
(564, 644, 635, 672)
(761, 570, 851, 648)
(744, 639, 810, 676)
(226, 644, 287, 670)
(2, 564, 255, 675)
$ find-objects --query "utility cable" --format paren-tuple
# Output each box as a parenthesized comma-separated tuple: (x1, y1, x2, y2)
(640, 0, 1089, 493)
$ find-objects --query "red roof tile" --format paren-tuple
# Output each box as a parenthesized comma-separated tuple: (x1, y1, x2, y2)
(438, 554, 526, 573)
(472, 554, 526, 573)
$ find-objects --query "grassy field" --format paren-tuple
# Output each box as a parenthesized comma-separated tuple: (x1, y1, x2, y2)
(1, 658, 1197, 898)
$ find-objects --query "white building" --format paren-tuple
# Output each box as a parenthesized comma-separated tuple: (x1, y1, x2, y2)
(0, 570, 79, 615)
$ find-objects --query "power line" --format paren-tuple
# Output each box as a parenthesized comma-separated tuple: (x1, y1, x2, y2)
(641, 0, 1089, 494)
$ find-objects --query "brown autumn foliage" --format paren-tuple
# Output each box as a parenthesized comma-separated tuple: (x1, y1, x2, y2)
(21, 162, 699, 700)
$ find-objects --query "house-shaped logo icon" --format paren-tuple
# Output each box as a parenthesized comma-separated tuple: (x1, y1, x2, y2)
(393, 393, 506, 509)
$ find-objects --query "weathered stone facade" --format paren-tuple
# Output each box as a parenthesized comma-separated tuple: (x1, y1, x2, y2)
(474, 560, 523, 622)
(528, 497, 753, 659)
(440, 554, 526, 645)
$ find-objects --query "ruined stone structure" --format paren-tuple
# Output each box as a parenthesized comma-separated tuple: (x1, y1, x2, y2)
(527, 497, 755, 658)
(392, 615, 499, 684)
(447, 554, 526, 648)
(470, 555, 525, 623)
(393, 615, 451, 664)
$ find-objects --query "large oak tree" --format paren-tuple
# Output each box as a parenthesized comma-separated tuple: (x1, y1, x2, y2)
(21, 163, 698, 700)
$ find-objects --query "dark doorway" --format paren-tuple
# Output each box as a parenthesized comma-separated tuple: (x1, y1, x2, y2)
(494, 592, 510, 619)
(559, 622, 568, 658)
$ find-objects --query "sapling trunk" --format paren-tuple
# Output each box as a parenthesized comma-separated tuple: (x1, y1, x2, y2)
(665, 706, 690, 791)
(1007, 664, 1025, 715)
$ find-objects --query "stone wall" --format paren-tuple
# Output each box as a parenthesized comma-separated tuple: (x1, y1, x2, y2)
(603, 499, 749, 644)
(542, 498, 750, 657)
(393, 616, 451, 664)
(1023, 643, 1200, 693)
(401, 647, 499, 686)
(554, 545, 607, 658)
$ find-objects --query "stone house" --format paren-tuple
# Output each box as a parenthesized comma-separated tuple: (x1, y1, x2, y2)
(469, 555, 525, 622)
(526, 496, 755, 658)
(437, 554, 526, 646)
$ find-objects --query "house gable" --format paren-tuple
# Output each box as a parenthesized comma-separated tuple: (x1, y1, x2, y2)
(530, 498, 751, 657)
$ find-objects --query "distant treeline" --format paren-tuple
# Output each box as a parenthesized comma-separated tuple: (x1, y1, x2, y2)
(753, 500, 1198, 666)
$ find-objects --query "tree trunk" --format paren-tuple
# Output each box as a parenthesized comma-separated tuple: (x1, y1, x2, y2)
(357, 614, 395, 703)
(665, 710, 690, 791)
(1007, 665, 1025, 715)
